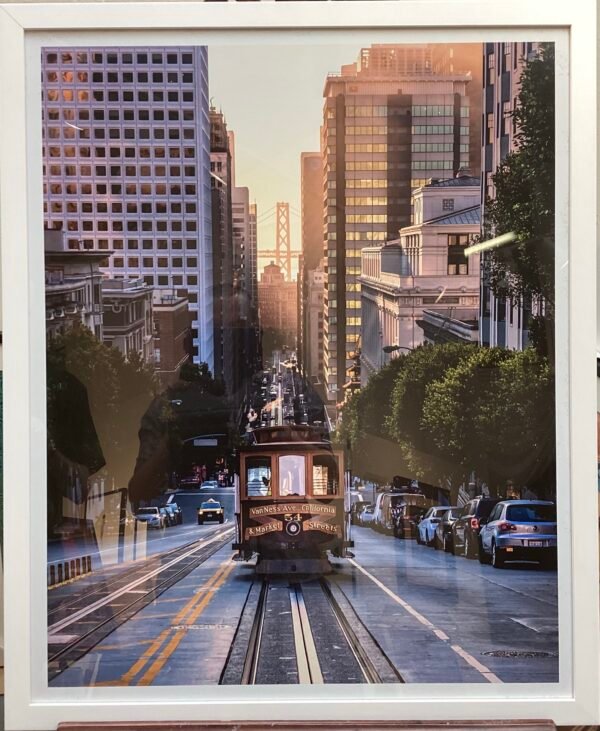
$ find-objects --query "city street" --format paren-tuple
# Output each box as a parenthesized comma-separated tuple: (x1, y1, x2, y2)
(48, 521, 558, 687)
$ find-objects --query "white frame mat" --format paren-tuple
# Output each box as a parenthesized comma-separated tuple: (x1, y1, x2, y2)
(0, 1, 598, 729)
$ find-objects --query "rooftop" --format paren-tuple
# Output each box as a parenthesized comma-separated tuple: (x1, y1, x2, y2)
(424, 204, 481, 226)
(424, 175, 480, 188)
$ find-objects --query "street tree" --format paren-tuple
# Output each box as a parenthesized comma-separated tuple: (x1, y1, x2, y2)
(46, 327, 159, 528)
(385, 343, 476, 492)
(422, 347, 554, 496)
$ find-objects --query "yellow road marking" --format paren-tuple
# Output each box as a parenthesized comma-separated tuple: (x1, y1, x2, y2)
(111, 559, 232, 686)
(120, 628, 172, 685)
(137, 563, 235, 686)
(348, 558, 502, 684)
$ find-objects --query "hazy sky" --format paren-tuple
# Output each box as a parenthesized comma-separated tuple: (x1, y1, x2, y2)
(208, 44, 363, 274)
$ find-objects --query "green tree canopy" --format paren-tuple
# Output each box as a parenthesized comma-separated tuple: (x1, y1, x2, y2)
(484, 44, 555, 311)
(422, 347, 554, 495)
(47, 327, 159, 514)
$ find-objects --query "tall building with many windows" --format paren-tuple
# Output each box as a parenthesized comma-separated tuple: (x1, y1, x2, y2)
(322, 45, 473, 400)
(41, 46, 213, 369)
(480, 42, 540, 350)
(210, 107, 235, 392)
(298, 151, 323, 379)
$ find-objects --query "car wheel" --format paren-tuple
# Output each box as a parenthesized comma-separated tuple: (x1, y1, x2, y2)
(219, 517, 224, 524)
(491, 541, 505, 569)
(478, 543, 492, 564)
(198, 519, 203, 525)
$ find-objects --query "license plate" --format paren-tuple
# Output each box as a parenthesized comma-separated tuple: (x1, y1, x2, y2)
(528, 540, 544, 547)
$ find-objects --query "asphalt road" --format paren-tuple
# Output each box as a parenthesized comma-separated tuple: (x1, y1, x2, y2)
(48, 522, 558, 687)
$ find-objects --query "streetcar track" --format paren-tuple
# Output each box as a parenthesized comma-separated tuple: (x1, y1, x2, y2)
(230, 576, 402, 685)
(48, 528, 233, 680)
(48, 535, 220, 624)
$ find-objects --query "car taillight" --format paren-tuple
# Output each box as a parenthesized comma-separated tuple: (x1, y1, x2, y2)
(498, 522, 517, 532)
(470, 518, 479, 530)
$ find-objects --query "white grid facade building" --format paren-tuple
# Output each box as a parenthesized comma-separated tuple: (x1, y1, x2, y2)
(41, 46, 213, 369)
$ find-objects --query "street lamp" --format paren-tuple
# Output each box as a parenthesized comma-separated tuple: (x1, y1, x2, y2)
(382, 344, 412, 354)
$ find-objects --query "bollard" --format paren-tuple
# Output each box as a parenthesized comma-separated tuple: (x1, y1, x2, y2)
(75, 557, 81, 576)
(86, 555, 92, 573)
(49, 564, 56, 586)
(57, 564, 63, 583)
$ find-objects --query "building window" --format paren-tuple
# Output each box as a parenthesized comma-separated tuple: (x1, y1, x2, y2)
(487, 112, 494, 144)
(442, 199, 454, 211)
(447, 234, 470, 275)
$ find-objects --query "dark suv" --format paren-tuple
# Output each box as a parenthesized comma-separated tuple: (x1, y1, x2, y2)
(452, 497, 501, 559)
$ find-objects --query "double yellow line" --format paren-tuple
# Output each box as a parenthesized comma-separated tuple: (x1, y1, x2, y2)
(97, 559, 234, 687)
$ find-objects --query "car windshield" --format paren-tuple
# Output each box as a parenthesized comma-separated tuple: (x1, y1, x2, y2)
(201, 502, 220, 509)
(506, 504, 556, 522)
(447, 508, 461, 519)
(136, 508, 157, 515)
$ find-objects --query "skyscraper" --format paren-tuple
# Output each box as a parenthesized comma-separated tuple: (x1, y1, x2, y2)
(41, 46, 213, 368)
(210, 107, 234, 392)
(322, 45, 473, 400)
(298, 152, 323, 379)
(479, 42, 540, 350)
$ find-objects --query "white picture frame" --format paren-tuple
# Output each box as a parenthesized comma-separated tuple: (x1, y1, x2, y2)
(0, 1, 598, 729)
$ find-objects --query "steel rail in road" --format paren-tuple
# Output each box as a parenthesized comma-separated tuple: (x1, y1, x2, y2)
(319, 578, 386, 684)
(48, 527, 234, 680)
(234, 578, 401, 685)
(48, 534, 221, 627)
(240, 580, 269, 685)
(289, 584, 324, 684)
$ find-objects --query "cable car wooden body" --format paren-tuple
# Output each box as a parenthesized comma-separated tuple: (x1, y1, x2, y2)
(232, 425, 353, 574)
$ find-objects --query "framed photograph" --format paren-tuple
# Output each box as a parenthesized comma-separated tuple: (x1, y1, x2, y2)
(0, 1, 598, 729)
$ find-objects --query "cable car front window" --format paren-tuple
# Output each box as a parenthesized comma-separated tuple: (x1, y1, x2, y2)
(246, 457, 272, 497)
(279, 455, 306, 497)
(312, 454, 339, 495)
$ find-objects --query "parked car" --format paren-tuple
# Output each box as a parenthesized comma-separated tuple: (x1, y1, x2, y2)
(374, 491, 426, 534)
(159, 507, 172, 527)
(417, 506, 452, 546)
(434, 507, 461, 552)
(452, 497, 502, 558)
(162, 504, 180, 526)
(135, 507, 165, 530)
(393, 504, 426, 539)
(168, 502, 183, 524)
(350, 501, 368, 525)
(478, 500, 557, 568)
(197, 499, 225, 525)
(358, 504, 376, 527)
(179, 474, 201, 489)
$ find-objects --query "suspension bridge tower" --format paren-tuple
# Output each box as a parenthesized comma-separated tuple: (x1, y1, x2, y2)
(276, 202, 291, 281)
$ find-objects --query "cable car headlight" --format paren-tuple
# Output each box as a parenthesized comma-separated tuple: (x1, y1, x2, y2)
(285, 520, 302, 537)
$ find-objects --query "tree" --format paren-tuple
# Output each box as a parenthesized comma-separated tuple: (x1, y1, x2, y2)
(336, 355, 408, 479)
(422, 347, 554, 496)
(483, 44, 555, 353)
(386, 343, 476, 491)
(179, 362, 225, 396)
(46, 327, 159, 525)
